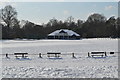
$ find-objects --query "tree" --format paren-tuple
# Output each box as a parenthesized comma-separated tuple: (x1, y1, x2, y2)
(0, 23, 3, 39)
(22, 21, 35, 38)
(49, 18, 58, 27)
(117, 17, 120, 37)
(65, 16, 74, 26)
(12, 18, 22, 38)
(0, 5, 17, 28)
(87, 13, 106, 23)
(106, 16, 117, 37)
(81, 13, 107, 38)
(77, 19, 83, 27)
(66, 16, 74, 23)
(0, 5, 21, 39)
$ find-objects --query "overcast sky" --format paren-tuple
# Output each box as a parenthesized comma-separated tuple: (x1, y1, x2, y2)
(0, 2, 118, 25)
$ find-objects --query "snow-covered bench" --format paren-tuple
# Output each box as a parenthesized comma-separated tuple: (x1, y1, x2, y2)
(47, 52, 61, 58)
(88, 52, 107, 57)
(14, 53, 28, 58)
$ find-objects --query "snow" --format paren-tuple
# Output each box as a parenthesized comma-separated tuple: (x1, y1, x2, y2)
(1, 38, 118, 78)
(0, 40, 2, 79)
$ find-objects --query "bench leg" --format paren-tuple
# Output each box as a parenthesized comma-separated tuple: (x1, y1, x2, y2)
(39, 53, 42, 58)
(48, 54, 50, 57)
(15, 56, 19, 59)
(6, 54, 10, 58)
(105, 52, 107, 56)
(88, 52, 90, 57)
(101, 55, 103, 57)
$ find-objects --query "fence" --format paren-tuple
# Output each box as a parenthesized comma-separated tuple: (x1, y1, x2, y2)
(1, 51, 119, 59)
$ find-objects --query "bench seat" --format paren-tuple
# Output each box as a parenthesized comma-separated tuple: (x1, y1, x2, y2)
(88, 52, 107, 57)
(47, 52, 61, 58)
(14, 53, 28, 58)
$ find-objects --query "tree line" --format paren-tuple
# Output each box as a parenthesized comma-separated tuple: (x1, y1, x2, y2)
(0, 5, 120, 39)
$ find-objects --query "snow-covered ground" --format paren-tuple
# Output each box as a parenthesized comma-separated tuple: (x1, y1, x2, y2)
(1, 38, 118, 78)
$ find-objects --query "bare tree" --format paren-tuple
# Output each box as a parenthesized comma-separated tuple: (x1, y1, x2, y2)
(48, 18, 58, 26)
(77, 19, 83, 27)
(66, 16, 74, 24)
(0, 5, 17, 27)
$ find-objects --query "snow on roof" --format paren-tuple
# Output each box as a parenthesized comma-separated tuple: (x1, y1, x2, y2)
(48, 29, 80, 36)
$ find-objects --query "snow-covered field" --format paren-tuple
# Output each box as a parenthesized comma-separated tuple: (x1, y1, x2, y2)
(1, 38, 118, 78)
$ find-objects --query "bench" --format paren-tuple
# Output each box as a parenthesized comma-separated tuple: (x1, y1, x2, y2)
(47, 52, 61, 58)
(88, 52, 107, 57)
(14, 53, 28, 58)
